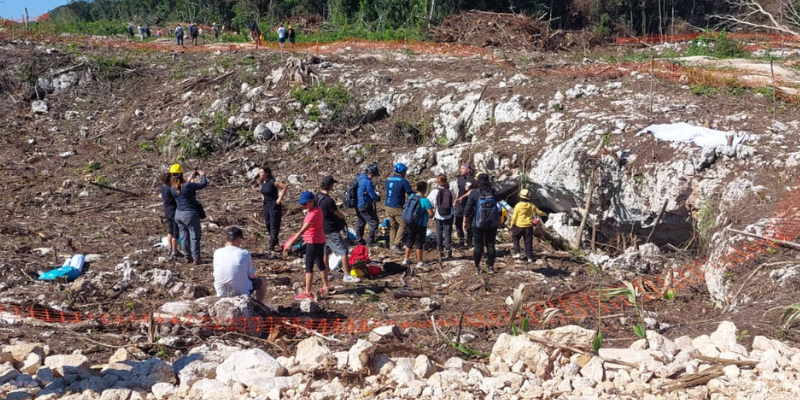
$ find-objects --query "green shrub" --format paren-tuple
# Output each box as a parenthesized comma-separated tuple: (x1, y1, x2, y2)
(290, 83, 351, 118)
(687, 31, 747, 59)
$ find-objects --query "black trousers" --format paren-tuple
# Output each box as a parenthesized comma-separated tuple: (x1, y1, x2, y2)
(356, 203, 379, 245)
(435, 217, 453, 252)
(512, 226, 534, 260)
(263, 201, 282, 249)
(473, 227, 498, 269)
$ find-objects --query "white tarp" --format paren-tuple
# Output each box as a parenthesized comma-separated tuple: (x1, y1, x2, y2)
(637, 122, 748, 147)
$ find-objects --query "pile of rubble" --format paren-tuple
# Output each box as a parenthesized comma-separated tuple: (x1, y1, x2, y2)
(2, 321, 799, 399)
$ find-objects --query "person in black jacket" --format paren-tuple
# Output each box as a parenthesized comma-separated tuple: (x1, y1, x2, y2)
(463, 172, 500, 275)
(160, 172, 181, 258)
(258, 166, 288, 252)
(171, 165, 208, 265)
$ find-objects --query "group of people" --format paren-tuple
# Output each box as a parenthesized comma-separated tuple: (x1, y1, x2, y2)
(159, 161, 548, 303)
(127, 23, 151, 41)
(173, 23, 201, 46)
(248, 21, 296, 50)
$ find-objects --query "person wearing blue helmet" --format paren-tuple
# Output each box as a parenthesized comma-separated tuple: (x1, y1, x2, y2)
(384, 162, 414, 254)
(356, 163, 382, 246)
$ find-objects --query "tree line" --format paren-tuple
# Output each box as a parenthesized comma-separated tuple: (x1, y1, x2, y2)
(46, 0, 740, 38)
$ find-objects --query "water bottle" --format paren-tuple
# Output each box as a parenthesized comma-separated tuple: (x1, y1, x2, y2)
(499, 200, 514, 218)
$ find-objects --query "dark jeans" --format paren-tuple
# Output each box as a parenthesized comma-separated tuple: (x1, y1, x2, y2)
(263, 201, 282, 250)
(177, 35, 184, 46)
(175, 209, 201, 260)
(512, 226, 534, 260)
(435, 217, 453, 252)
(356, 203, 379, 245)
(454, 204, 473, 245)
(473, 227, 497, 269)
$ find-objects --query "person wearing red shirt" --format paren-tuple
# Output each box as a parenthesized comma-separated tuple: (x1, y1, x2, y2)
(285, 191, 329, 300)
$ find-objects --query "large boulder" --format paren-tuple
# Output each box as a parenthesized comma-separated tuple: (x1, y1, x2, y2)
(527, 325, 595, 348)
(44, 354, 92, 378)
(210, 294, 255, 322)
(489, 334, 550, 377)
(215, 349, 285, 388)
(173, 343, 241, 388)
(295, 337, 332, 368)
(122, 358, 177, 390)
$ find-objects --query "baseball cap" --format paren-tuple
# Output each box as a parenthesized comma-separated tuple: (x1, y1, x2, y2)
(298, 191, 315, 205)
(321, 176, 338, 188)
(226, 227, 244, 241)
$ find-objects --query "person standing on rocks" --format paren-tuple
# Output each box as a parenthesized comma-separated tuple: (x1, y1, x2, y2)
(464, 172, 501, 275)
(284, 191, 330, 300)
(258, 166, 288, 253)
(288, 25, 296, 50)
(171, 164, 208, 265)
(317, 176, 360, 283)
(175, 24, 185, 47)
(213, 227, 267, 302)
(510, 188, 547, 263)
(402, 181, 434, 272)
(160, 170, 180, 258)
(384, 163, 414, 254)
(428, 174, 455, 259)
(356, 164, 381, 247)
(454, 164, 476, 249)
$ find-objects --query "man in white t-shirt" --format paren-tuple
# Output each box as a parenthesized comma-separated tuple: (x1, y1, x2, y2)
(213, 227, 267, 302)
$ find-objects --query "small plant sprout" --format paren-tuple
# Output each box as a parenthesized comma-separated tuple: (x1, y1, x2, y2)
(603, 280, 647, 339)
(506, 283, 527, 336)
(540, 307, 564, 329)
(781, 303, 800, 330)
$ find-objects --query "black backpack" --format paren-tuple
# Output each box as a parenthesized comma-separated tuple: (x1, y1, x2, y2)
(436, 188, 453, 216)
(343, 177, 360, 209)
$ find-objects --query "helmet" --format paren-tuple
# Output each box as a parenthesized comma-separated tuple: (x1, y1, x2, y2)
(366, 163, 380, 177)
(394, 163, 408, 174)
(519, 188, 531, 200)
(169, 164, 183, 174)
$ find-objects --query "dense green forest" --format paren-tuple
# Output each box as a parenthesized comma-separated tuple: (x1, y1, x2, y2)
(38, 0, 760, 39)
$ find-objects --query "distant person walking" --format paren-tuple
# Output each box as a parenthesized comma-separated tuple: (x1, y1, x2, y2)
(454, 164, 476, 248)
(284, 191, 330, 300)
(287, 25, 296, 50)
(355, 164, 381, 247)
(145, 25, 151, 38)
(160, 171, 180, 258)
(258, 166, 288, 253)
(248, 21, 261, 49)
(189, 23, 199, 46)
(277, 23, 287, 53)
(138, 25, 145, 40)
(464, 172, 501, 275)
(127, 23, 134, 40)
(212, 23, 221, 41)
(175, 24, 185, 46)
(171, 164, 208, 265)
(510, 188, 547, 262)
(428, 174, 455, 259)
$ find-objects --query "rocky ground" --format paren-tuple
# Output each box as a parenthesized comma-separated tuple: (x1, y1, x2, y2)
(2, 31, 800, 399)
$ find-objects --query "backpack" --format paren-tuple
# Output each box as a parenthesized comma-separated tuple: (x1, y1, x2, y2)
(175, 26, 183, 36)
(474, 191, 499, 229)
(343, 177, 361, 209)
(436, 188, 453, 217)
(189, 25, 198, 35)
(402, 194, 425, 226)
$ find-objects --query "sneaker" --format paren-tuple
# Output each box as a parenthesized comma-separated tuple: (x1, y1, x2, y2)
(294, 292, 313, 300)
(391, 245, 404, 255)
(487, 266, 496, 275)
(343, 275, 361, 283)
(512, 253, 521, 259)
(402, 259, 411, 266)
(194, 258, 204, 266)
(416, 262, 425, 270)
(184, 256, 193, 264)
(528, 258, 535, 263)
(445, 251, 452, 260)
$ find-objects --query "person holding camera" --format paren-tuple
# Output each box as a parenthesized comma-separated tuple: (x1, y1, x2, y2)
(171, 164, 208, 265)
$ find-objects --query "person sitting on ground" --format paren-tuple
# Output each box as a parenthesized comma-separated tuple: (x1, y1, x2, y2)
(317, 176, 360, 283)
(428, 174, 455, 259)
(403, 181, 434, 272)
(385, 163, 414, 255)
(511, 188, 547, 263)
(160, 171, 180, 258)
(213, 227, 267, 303)
(284, 191, 330, 300)
(464, 172, 501, 275)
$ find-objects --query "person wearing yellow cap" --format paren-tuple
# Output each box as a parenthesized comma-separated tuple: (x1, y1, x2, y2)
(170, 164, 208, 265)
(511, 188, 547, 263)
(161, 168, 181, 258)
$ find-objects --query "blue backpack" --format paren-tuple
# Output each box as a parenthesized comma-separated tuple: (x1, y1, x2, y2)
(402, 194, 425, 226)
(474, 192, 499, 229)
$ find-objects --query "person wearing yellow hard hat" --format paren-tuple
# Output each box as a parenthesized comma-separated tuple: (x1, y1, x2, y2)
(463, 172, 501, 275)
(170, 163, 208, 265)
(161, 166, 181, 258)
(511, 188, 548, 263)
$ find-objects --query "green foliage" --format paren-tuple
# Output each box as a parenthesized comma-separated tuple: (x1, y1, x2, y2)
(593, 14, 613, 37)
(360, 289, 380, 302)
(591, 329, 603, 352)
(687, 31, 747, 59)
(782, 303, 800, 330)
(290, 83, 351, 119)
(663, 289, 676, 300)
(91, 54, 133, 80)
(448, 339, 489, 358)
(84, 161, 101, 173)
(603, 281, 649, 339)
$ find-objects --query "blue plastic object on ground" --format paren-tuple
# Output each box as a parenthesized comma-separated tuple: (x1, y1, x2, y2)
(39, 254, 84, 282)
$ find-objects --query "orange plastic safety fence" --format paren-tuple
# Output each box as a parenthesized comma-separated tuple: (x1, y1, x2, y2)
(616, 32, 800, 45)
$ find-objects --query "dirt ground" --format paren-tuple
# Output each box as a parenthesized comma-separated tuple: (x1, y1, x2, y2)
(1, 33, 799, 363)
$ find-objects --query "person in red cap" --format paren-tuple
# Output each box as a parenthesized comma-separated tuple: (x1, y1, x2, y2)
(285, 191, 330, 300)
